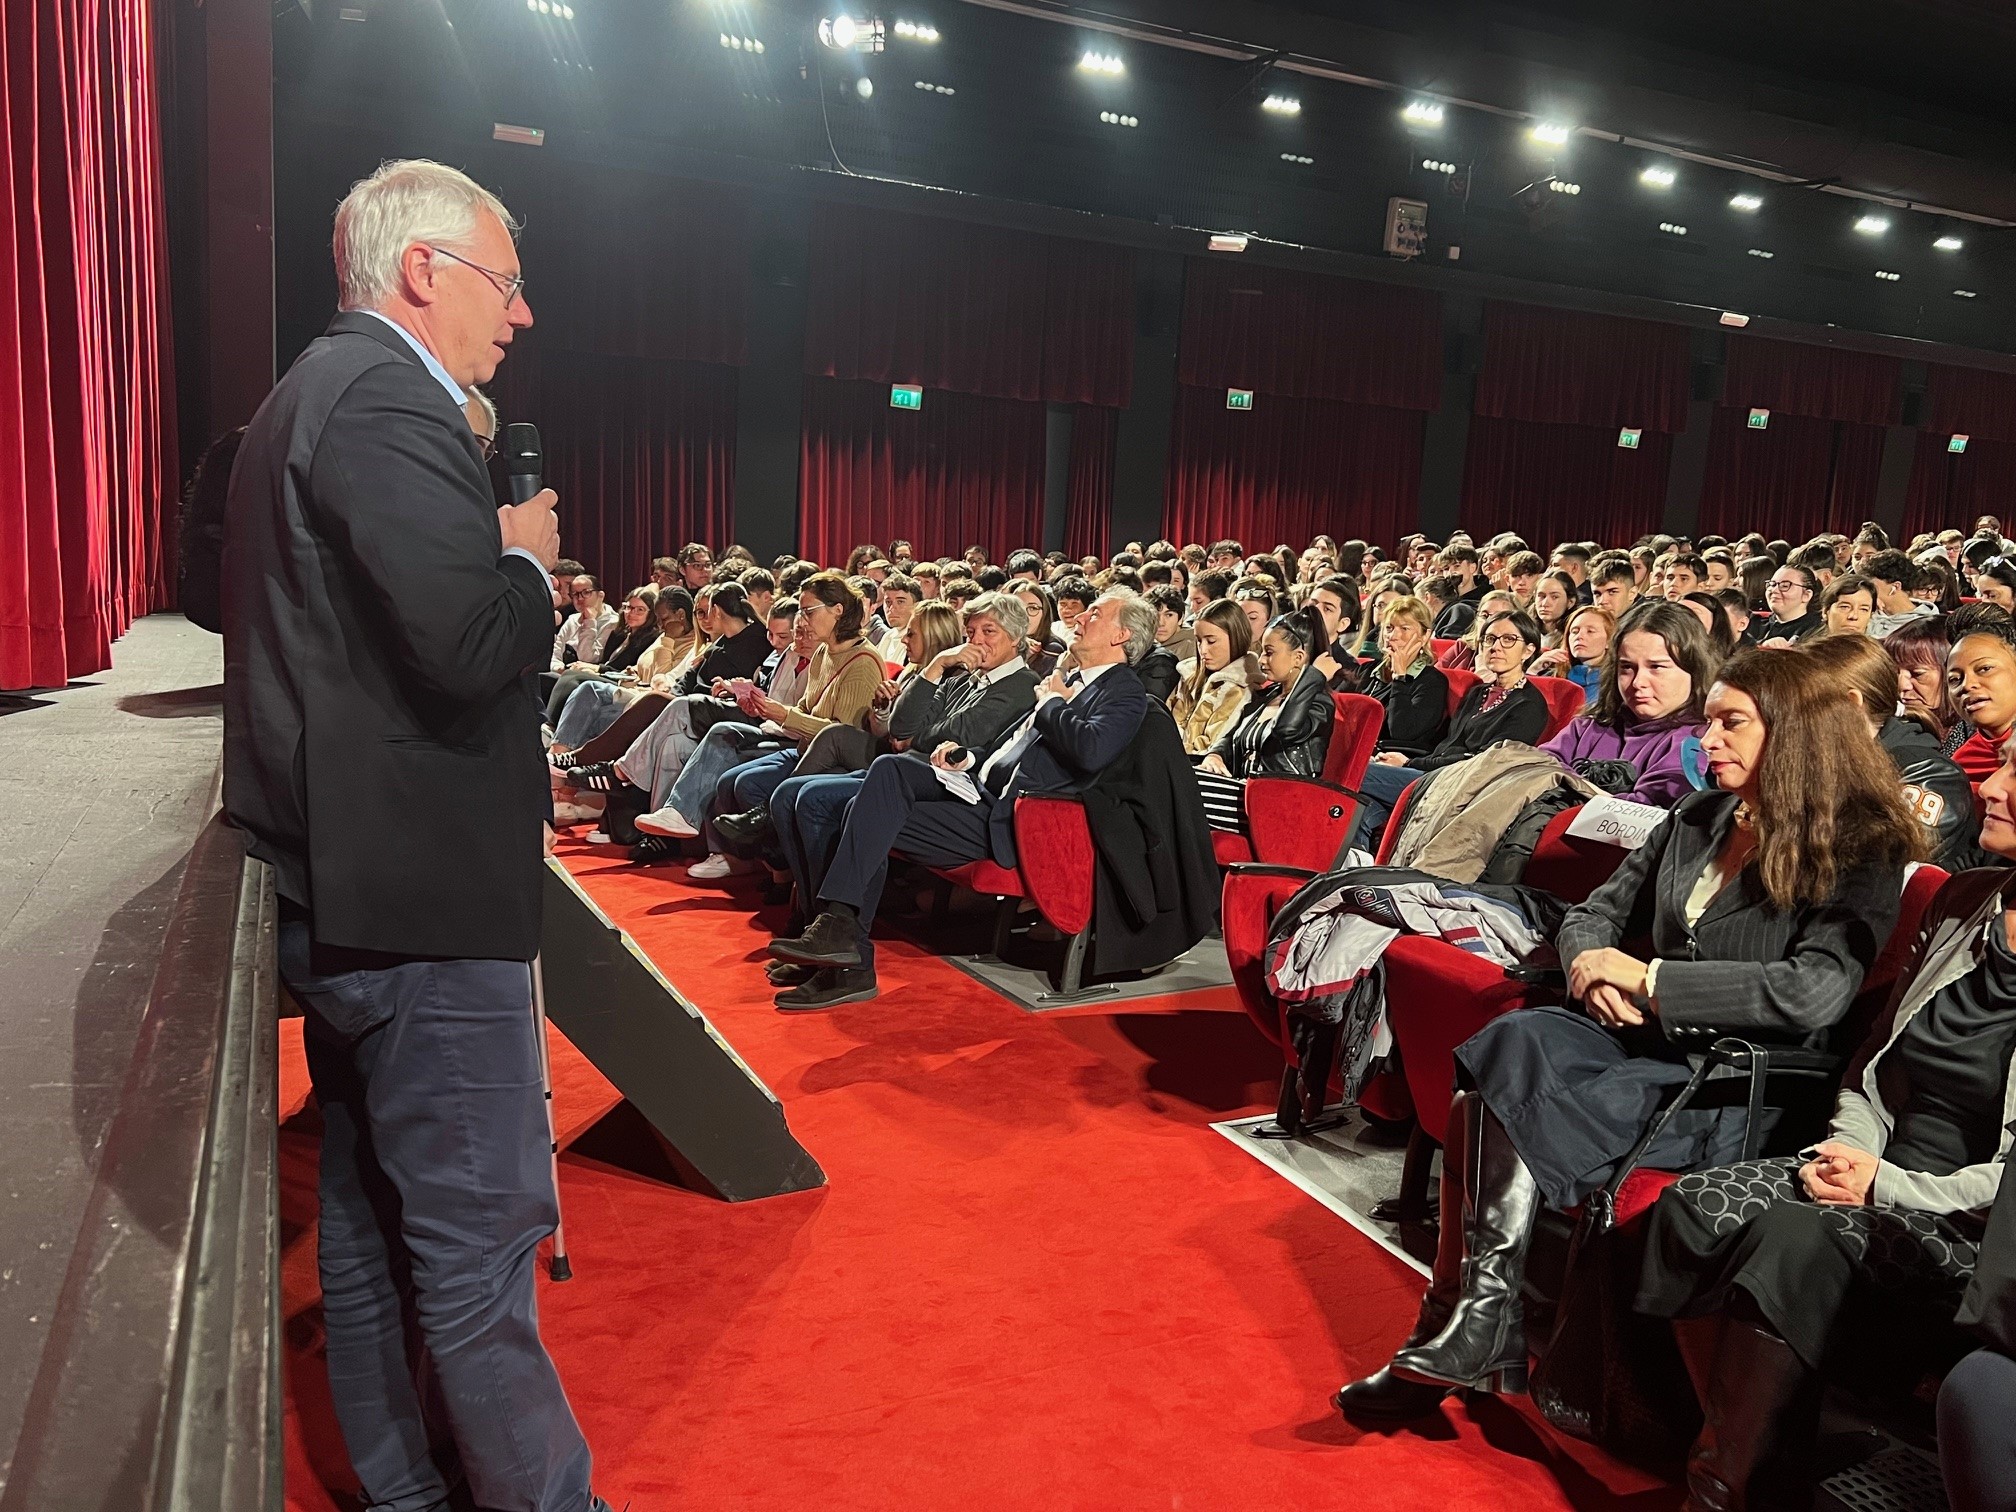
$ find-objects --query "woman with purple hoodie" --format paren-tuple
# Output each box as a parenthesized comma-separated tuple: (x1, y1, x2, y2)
(1540, 600, 1721, 809)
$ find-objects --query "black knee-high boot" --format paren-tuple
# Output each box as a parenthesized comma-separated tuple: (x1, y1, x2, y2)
(1388, 1091, 1538, 1395)
(1681, 1317, 1821, 1512)
(1333, 1100, 1471, 1420)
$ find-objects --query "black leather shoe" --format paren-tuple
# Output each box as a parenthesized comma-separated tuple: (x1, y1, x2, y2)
(714, 807, 775, 858)
(775, 966, 878, 1011)
(766, 960, 815, 986)
(1332, 1368, 1455, 1420)
(768, 910, 864, 967)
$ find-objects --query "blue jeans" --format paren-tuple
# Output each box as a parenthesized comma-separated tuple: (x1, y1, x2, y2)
(552, 679, 623, 748)
(709, 747, 802, 847)
(280, 917, 595, 1512)
(771, 771, 865, 905)
(666, 722, 762, 830)
(1349, 761, 1424, 851)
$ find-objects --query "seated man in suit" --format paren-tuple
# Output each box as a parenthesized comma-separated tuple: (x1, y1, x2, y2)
(766, 589, 1157, 1008)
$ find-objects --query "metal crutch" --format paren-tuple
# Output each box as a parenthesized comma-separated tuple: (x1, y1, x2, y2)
(531, 954, 574, 1280)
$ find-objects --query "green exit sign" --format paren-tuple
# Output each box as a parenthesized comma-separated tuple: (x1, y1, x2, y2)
(890, 384, 923, 411)
(1951, 433, 1971, 454)
(1226, 388, 1254, 411)
(1747, 407, 1771, 430)
(1617, 427, 1642, 450)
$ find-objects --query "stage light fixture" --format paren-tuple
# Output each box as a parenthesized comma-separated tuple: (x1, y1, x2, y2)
(913, 79, 954, 94)
(1548, 178, 1581, 194)
(1935, 235, 1964, 251)
(856, 75, 874, 98)
(1854, 214, 1890, 235)
(1280, 153, 1314, 165)
(1261, 94, 1301, 115)
(1097, 110, 1138, 127)
(1640, 165, 1676, 188)
(719, 32, 763, 51)
(1659, 222, 1688, 235)
(819, 14, 883, 51)
(893, 19, 939, 42)
(1747, 247, 1775, 258)
(1955, 289, 1979, 298)
(1718, 312, 1751, 327)
(1078, 50, 1123, 75)
(493, 123, 546, 146)
(1207, 233, 1249, 253)
(1730, 193, 1764, 211)
(1421, 158, 1457, 174)
(1402, 100, 1445, 126)
(1529, 121, 1572, 147)
(1875, 269, 1901, 281)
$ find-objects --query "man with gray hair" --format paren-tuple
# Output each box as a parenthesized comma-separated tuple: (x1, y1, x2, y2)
(222, 159, 610, 1510)
(766, 589, 1152, 1006)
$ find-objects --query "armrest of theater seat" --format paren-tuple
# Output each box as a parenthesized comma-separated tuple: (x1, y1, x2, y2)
(1222, 863, 1317, 1053)
(1011, 795, 1097, 938)
(1242, 775, 1360, 873)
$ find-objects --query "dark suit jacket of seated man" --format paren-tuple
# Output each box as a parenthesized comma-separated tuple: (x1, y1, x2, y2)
(770, 589, 1156, 984)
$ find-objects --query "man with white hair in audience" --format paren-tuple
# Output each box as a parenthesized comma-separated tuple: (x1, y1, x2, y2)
(222, 157, 611, 1511)
(765, 589, 1157, 1007)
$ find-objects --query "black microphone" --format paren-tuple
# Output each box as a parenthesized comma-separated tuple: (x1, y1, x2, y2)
(503, 422, 543, 503)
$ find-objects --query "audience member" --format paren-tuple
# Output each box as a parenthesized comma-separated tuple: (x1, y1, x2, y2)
(1749, 564, 1823, 644)
(1362, 595, 1450, 761)
(1815, 572, 1876, 638)
(1887, 615, 1958, 740)
(1531, 570, 1576, 649)
(1192, 607, 1333, 832)
(1168, 598, 1259, 757)
(552, 573, 617, 669)
(1538, 600, 1711, 806)
(1533, 603, 1617, 707)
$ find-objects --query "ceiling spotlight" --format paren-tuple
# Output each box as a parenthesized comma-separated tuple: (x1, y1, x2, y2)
(818, 14, 883, 51)
(1078, 49, 1123, 75)
(1747, 247, 1775, 259)
(914, 78, 953, 94)
(893, 19, 939, 41)
(1261, 94, 1301, 115)
(1854, 214, 1890, 235)
(1280, 152, 1314, 165)
(1659, 222, 1688, 235)
(1935, 235, 1964, 251)
(1548, 178, 1581, 194)
(1875, 269, 1901, 281)
(1207, 233, 1249, 253)
(1402, 100, 1445, 126)
(1730, 193, 1764, 212)
(1529, 121, 1572, 146)
(719, 32, 762, 50)
(855, 75, 874, 99)
(1421, 158, 1457, 174)
(1097, 110, 1137, 127)
(1640, 165, 1676, 188)
(1955, 289, 1979, 298)
(1718, 312, 1751, 327)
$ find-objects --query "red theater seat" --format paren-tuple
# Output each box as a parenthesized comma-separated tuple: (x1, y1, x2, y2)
(1442, 666, 1479, 715)
(1529, 675, 1586, 741)
(1214, 692, 1386, 872)
(1430, 637, 1459, 662)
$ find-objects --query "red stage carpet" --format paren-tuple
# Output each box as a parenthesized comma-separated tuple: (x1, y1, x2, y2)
(280, 842, 1672, 1510)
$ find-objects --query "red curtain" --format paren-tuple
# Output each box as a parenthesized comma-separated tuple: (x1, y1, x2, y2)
(804, 202, 1132, 407)
(1458, 415, 1671, 547)
(1695, 407, 1887, 541)
(1474, 302, 1692, 433)
(797, 378, 1047, 565)
(1920, 363, 2016, 445)
(2, 0, 178, 688)
(1723, 336, 1900, 427)
(1905, 435, 2016, 540)
(1177, 258, 1441, 410)
(1065, 405, 1117, 562)
(490, 350, 736, 589)
(1164, 385, 1425, 553)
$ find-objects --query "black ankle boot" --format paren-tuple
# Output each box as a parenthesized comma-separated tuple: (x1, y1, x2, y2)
(714, 807, 775, 859)
(1389, 1092, 1538, 1396)
(1336, 1105, 1471, 1421)
(1681, 1318, 1820, 1512)
(768, 908, 864, 967)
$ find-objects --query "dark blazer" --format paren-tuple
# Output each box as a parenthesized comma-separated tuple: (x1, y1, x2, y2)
(1134, 645, 1181, 705)
(1364, 660, 1450, 757)
(222, 312, 554, 960)
(890, 664, 1038, 754)
(1556, 789, 1907, 1047)
(674, 619, 770, 697)
(979, 661, 1149, 866)
(1208, 664, 1332, 779)
(1078, 706, 1220, 974)
(1412, 680, 1549, 771)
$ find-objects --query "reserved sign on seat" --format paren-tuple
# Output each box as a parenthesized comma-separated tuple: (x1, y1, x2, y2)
(1565, 795, 1671, 851)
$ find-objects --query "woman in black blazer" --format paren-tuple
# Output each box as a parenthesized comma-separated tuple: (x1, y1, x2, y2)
(1192, 607, 1333, 833)
(1336, 647, 1925, 1422)
(1359, 595, 1450, 759)
(1348, 610, 1550, 850)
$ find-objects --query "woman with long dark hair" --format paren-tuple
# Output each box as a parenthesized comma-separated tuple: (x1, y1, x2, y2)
(1337, 650, 1924, 1422)
(1192, 607, 1333, 833)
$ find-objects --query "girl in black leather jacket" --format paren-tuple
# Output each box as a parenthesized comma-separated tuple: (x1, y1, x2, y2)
(1193, 608, 1334, 833)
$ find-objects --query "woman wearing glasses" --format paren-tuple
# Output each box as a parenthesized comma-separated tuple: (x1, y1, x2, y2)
(1746, 564, 1824, 645)
(1348, 610, 1551, 850)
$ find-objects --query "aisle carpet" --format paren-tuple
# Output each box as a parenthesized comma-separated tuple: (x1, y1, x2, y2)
(280, 842, 1673, 1510)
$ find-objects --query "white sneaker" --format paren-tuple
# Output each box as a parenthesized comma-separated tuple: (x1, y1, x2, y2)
(635, 805, 699, 837)
(687, 852, 756, 881)
(585, 830, 615, 845)
(552, 799, 604, 827)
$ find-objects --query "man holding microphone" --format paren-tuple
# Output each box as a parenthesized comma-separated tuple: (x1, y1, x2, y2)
(223, 159, 610, 1511)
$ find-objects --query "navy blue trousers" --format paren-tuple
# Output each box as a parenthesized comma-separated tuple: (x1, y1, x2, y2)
(816, 752, 996, 929)
(282, 917, 596, 1512)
